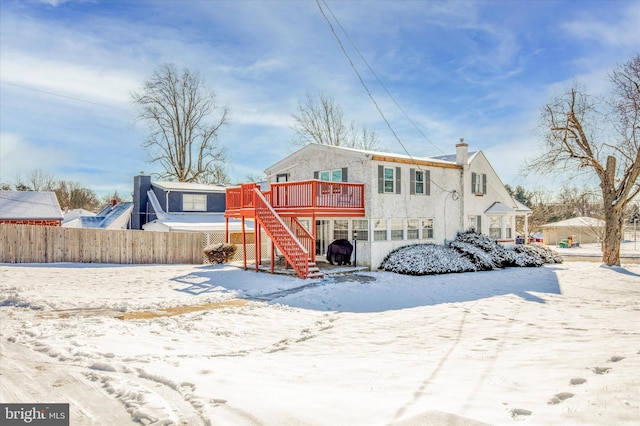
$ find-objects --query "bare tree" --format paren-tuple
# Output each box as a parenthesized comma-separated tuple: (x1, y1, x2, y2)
(526, 55, 640, 266)
(132, 63, 230, 183)
(54, 181, 101, 212)
(25, 169, 57, 191)
(291, 92, 378, 149)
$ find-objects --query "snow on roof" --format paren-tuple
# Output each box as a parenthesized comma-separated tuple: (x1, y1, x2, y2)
(541, 216, 605, 228)
(143, 215, 252, 232)
(512, 199, 532, 213)
(266, 143, 459, 173)
(484, 201, 515, 214)
(75, 203, 133, 229)
(144, 189, 251, 232)
(0, 190, 63, 220)
(431, 151, 479, 163)
(152, 181, 226, 193)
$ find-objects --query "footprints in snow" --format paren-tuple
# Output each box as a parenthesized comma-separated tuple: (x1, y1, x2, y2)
(511, 354, 628, 419)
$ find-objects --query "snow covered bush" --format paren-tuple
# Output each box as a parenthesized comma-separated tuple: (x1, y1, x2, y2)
(203, 243, 237, 264)
(452, 231, 515, 267)
(379, 244, 477, 275)
(379, 232, 563, 276)
(449, 240, 503, 270)
(512, 243, 563, 266)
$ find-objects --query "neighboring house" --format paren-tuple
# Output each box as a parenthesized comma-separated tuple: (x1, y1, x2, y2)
(225, 142, 530, 278)
(0, 190, 64, 226)
(63, 200, 133, 229)
(62, 208, 97, 225)
(541, 216, 605, 245)
(131, 174, 246, 232)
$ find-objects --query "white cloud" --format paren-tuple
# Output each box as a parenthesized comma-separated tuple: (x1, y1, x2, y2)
(562, 2, 640, 48)
(0, 133, 69, 183)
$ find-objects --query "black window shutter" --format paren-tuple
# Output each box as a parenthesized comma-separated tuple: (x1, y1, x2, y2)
(426, 170, 431, 196)
(395, 167, 401, 194)
(313, 171, 319, 180)
(410, 168, 415, 195)
(342, 167, 348, 182)
(482, 174, 487, 194)
(377, 165, 384, 193)
(471, 172, 477, 194)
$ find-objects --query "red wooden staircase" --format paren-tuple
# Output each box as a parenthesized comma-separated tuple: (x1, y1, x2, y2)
(253, 188, 323, 279)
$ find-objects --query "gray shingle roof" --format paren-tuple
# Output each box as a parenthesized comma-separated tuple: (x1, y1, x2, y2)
(0, 190, 64, 220)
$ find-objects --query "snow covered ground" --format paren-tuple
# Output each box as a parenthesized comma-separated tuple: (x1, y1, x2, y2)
(1, 260, 639, 425)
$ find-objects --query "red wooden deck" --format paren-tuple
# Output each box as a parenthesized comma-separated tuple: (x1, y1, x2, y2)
(225, 180, 365, 218)
(224, 180, 364, 279)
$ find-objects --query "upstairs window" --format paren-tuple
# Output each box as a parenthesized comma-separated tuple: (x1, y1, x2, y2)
(183, 194, 207, 211)
(410, 169, 431, 195)
(378, 166, 401, 194)
(316, 168, 347, 182)
(472, 172, 487, 195)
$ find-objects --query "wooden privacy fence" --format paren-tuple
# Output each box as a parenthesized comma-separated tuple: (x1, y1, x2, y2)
(0, 224, 203, 264)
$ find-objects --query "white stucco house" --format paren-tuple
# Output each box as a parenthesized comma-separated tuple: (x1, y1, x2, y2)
(226, 141, 530, 275)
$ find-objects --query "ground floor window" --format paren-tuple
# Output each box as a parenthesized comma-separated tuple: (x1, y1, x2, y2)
(333, 219, 348, 240)
(489, 216, 502, 239)
(390, 218, 404, 240)
(374, 219, 387, 241)
(422, 218, 434, 239)
(468, 215, 482, 233)
(352, 219, 369, 241)
(407, 218, 419, 239)
(504, 216, 512, 239)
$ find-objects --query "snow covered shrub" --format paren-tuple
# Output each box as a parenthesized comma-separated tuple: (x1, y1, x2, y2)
(203, 243, 237, 264)
(449, 240, 502, 270)
(451, 231, 515, 267)
(512, 243, 563, 266)
(379, 244, 477, 275)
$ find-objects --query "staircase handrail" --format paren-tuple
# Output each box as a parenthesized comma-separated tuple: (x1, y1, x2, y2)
(252, 188, 309, 279)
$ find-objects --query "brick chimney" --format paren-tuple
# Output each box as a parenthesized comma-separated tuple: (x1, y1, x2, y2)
(456, 138, 468, 165)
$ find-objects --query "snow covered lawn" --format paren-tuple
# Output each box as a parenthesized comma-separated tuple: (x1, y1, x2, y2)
(1, 262, 639, 425)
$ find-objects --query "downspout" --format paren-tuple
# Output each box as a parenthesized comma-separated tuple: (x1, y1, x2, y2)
(166, 191, 170, 213)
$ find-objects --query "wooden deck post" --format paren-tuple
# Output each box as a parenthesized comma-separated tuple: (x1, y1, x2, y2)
(255, 221, 260, 272)
(242, 217, 247, 271)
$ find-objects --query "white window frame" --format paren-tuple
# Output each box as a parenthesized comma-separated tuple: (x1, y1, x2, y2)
(415, 170, 424, 194)
(319, 169, 342, 182)
(407, 218, 420, 239)
(352, 219, 369, 241)
(183, 194, 207, 211)
(374, 219, 387, 241)
(384, 167, 395, 193)
(422, 218, 434, 239)
(390, 218, 404, 240)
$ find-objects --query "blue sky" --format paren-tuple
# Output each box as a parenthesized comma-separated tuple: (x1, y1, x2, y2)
(1, 0, 638, 198)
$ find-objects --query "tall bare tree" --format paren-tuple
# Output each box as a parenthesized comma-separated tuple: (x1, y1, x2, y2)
(132, 63, 230, 183)
(527, 55, 640, 266)
(291, 92, 378, 149)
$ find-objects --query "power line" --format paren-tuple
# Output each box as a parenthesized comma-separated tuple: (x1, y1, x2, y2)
(316, 0, 455, 194)
(1, 81, 130, 112)
(321, 0, 444, 155)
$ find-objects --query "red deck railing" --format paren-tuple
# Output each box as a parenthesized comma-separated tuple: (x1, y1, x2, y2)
(252, 189, 310, 279)
(225, 180, 365, 216)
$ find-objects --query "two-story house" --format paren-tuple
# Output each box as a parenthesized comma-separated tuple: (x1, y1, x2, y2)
(131, 174, 239, 232)
(225, 141, 530, 278)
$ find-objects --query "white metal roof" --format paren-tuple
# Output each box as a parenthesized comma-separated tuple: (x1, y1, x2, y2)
(0, 190, 63, 220)
(152, 181, 226, 193)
